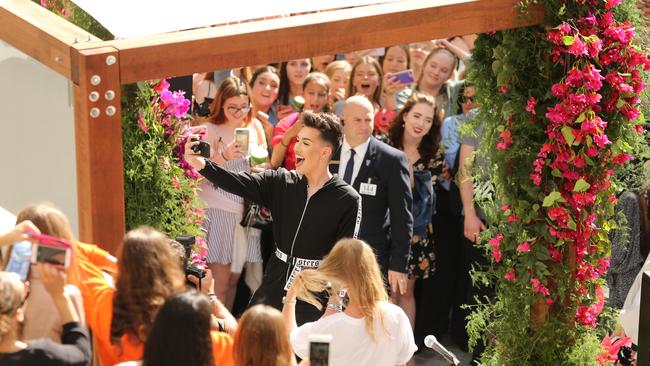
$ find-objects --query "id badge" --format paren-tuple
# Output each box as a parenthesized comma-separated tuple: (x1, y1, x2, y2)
(359, 182, 377, 196)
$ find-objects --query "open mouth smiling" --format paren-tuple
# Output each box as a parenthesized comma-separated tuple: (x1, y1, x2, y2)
(296, 155, 305, 166)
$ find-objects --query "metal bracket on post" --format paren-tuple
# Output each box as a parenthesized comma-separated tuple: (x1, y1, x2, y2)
(71, 46, 124, 253)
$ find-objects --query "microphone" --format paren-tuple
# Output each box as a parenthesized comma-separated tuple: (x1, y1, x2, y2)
(424, 335, 460, 365)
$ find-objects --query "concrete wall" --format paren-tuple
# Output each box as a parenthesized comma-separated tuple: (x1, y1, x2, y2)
(0, 40, 79, 236)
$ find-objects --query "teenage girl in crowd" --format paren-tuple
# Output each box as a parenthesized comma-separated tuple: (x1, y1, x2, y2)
(388, 93, 444, 362)
(200, 76, 267, 310)
(324, 60, 351, 109)
(389, 48, 462, 119)
(377, 45, 411, 139)
(249, 66, 281, 144)
(234, 305, 296, 366)
(283, 238, 417, 366)
(332, 56, 383, 117)
(277, 59, 312, 120)
(271, 72, 330, 170)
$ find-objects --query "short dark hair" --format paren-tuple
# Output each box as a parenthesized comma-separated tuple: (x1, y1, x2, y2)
(301, 112, 342, 154)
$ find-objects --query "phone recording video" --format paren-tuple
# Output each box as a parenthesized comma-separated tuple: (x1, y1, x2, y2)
(309, 334, 332, 366)
(388, 69, 416, 85)
(5, 241, 32, 281)
(31, 244, 71, 268)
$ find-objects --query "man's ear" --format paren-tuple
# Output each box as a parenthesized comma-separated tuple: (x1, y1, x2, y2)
(321, 145, 333, 161)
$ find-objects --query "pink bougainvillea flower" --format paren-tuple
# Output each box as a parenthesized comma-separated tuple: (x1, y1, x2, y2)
(499, 84, 509, 94)
(634, 124, 645, 134)
(605, 0, 622, 8)
(137, 113, 148, 133)
(496, 129, 513, 150)
(582, 64, 604, 91)
(488, 234, 504, 263)
(549, 246, 563, 262)
(525, 97, 537, 115)
(516, 242, 531, 252)
(531, 278, 550, 296)
(153, 79, 170, 93)
(568, 37, 588, 56)
(612, 153, 632, 165)
(500, 204, 510, 211)
(504, 269, 517, 281)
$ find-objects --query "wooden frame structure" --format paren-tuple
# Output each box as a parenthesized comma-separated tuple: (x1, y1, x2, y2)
(0, 0, 542, 252)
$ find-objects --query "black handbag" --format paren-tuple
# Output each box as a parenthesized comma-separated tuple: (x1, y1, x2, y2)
(240, 201, 273, 230)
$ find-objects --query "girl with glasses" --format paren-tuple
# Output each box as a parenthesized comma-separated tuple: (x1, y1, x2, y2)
(201, 76, 268, 311)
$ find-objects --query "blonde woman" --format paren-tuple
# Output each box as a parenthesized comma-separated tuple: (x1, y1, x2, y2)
(234, 305, 297, 366)
(282, 238, 417, 366)
(0, 265, 91, 366)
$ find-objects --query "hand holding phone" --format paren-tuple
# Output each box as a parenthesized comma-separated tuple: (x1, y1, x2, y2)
(29, 233, 72, 268)
(5, 241, 32, 281)
(387, 69, 416, 85)
(309, 334, 332, 366)
(191, 138, 211, 158)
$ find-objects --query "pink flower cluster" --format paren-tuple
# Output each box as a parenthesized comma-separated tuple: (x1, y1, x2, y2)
(488, 233, 504, 263)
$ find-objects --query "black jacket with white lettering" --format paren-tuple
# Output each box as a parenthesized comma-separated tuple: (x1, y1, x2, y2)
(198, 161, 361, 320)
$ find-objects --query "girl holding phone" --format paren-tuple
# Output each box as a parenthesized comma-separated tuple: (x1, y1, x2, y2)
(277, 59, 312, 121)
(200, 76, 267, 310)
(249, 66, 281, 144)
(388, 93, 444, 349)
(389, 48, 462, 119)
(270, 72, 330, 170)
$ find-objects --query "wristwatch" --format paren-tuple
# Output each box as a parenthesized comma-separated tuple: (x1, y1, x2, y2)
(327, 302, 343, 312)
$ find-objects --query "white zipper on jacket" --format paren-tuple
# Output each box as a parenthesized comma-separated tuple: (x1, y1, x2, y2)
(289, 197, 310, 259)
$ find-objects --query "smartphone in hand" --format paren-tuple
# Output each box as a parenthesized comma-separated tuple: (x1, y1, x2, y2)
(387, 69, 416, 84)
(309, 334, 332, 366)
(6, 241, 32, 281)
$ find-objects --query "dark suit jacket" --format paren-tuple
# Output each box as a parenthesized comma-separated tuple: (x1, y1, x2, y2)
(330, 136, 413, 273)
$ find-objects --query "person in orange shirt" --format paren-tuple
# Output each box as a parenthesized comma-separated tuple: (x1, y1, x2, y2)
(76, 226, 187, 366)
(141, 290, 234, 366)
(8, 204, 117, 342)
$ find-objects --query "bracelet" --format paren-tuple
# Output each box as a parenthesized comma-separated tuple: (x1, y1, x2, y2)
(220, 151, 228, 161)
(207, 293, 218, 303)
(282, 296, 297, 306)
(216, 319, 225, 332)
(326, 302, 343, 312)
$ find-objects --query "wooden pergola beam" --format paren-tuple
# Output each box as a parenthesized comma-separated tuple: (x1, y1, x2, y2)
(0, 0, 97, 81)
(95, 0, 542, 83)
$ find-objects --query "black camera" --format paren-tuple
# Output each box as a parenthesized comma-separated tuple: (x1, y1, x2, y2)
(175, 235, 207, 287)
(191, 139, 211, 158)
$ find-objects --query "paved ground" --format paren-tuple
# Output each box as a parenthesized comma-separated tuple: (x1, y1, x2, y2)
(414, 334, 472, 366)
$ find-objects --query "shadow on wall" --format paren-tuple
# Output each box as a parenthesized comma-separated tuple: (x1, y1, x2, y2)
(0, 42, 79, 237)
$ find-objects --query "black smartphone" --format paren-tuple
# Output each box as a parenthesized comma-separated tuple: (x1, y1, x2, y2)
(191, 140, 211, 158)
(309, 334, 332, 366)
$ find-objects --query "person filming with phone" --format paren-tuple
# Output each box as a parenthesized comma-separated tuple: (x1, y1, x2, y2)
(282, 238, 417, 366)
(185, 111, 361, 325)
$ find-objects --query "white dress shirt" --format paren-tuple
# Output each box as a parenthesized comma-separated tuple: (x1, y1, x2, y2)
(338, 137, 371, 185)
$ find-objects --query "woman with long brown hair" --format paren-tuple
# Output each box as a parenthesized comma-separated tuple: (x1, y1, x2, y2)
(234, 305, 296, 366)
(78, 226, 187, 366)
(200, 76, 267, 310)
(282, 238, 416, 366)
(388, 93, 444, 362)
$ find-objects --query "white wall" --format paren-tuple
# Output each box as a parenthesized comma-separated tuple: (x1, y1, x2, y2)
(0, 40, 79, 236)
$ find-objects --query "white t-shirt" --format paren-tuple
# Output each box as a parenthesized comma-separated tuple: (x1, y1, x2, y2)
(290, 302, 417, 366)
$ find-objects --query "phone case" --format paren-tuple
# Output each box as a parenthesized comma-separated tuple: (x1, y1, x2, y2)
(390, 70, 416, 84)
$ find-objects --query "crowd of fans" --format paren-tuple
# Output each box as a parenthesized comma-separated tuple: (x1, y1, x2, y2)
(1, 36, 647, 366)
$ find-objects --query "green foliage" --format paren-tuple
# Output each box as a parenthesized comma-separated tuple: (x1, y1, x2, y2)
(34, 0, 113, 40)
(465, 1, 649, 365)
(121, 83, 203, 239)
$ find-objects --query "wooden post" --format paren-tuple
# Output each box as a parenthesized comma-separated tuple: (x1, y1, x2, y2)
(72, 46, 124, 253)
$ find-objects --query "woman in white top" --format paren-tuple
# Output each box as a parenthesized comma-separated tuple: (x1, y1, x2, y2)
(200, 76, 267, 310)
(282, 238, 417, 366)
